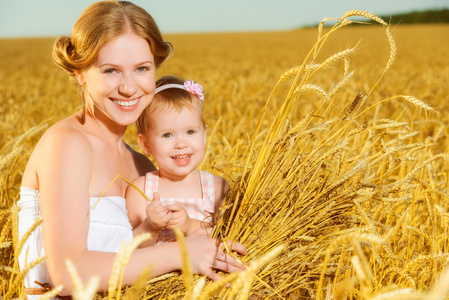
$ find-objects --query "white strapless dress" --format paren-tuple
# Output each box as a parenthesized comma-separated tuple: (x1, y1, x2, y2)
(17, 187, 133, 297)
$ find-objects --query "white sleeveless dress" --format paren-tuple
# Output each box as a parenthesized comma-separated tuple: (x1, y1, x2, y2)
(17, 187, 133, 298)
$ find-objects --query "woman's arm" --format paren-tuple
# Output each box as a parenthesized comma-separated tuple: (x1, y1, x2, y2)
(36, 125, 128, 294)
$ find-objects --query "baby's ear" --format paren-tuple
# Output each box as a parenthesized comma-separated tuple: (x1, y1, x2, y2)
(137, 133, 152, 156)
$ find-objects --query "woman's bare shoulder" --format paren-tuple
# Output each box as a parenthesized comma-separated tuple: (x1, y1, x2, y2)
(37, 116, 90, 151)
(23, 116, 93, 187)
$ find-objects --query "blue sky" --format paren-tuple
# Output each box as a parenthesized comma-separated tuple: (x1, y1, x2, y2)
(1, 0, 448, 38)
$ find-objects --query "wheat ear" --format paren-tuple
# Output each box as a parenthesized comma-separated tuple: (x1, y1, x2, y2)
(65, 260, 100, 300)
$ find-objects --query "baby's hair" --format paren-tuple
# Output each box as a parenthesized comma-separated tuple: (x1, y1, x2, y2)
(137, 75, 206, 136)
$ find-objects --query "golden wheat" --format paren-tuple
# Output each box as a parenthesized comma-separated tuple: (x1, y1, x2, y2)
(1, 11, 449, 300)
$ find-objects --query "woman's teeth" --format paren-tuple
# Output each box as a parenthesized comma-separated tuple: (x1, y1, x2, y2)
(114, 98, 138, 107)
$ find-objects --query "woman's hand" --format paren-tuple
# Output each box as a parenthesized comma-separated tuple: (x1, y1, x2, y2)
(184, 228, 247, 281)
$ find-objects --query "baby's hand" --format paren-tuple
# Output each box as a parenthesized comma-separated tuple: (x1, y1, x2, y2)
(146, 192, 171, 231)
(165, 205, 192, 235)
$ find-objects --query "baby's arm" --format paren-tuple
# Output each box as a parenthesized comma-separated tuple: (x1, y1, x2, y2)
(125, 176, 166, 246)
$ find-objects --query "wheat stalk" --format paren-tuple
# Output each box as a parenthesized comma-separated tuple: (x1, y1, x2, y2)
(174, 228, 194, 300)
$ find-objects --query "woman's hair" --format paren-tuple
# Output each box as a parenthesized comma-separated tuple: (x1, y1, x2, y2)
(53, 1, 172, 84)
(137, 75, 206, 136)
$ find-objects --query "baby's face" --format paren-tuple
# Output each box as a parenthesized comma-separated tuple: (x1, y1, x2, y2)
(146, 106, 207, 179)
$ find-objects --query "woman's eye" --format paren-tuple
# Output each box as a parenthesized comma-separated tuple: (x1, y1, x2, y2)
(187, 130, 196, 135)
(162, 133, 172, 138)
(137, 66, 149, 72)
(104, 69, 118, 75)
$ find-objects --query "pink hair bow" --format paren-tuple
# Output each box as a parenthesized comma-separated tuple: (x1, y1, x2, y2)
(184, 80, 204, 101)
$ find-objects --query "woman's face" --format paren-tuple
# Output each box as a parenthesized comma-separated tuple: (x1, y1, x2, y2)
(79, 32, 156, 126)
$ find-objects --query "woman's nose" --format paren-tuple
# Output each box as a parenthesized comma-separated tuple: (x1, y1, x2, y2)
(118, 73, 137, 96)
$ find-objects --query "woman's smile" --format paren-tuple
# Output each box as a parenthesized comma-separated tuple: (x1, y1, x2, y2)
(111, 96, 142, 111)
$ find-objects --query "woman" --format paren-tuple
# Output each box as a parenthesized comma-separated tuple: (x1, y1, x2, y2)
(18, 1, 246, 297)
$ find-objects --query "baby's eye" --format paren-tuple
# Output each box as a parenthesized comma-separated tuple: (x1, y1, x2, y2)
(186, 130, 196, 135)
(162, 133, 173, 138)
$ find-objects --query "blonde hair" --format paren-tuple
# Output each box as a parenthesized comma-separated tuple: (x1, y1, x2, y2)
(137, 75, 206, 136)
(52, 1, 172, 84)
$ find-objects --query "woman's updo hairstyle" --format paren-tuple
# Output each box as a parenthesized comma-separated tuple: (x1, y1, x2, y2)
(53, 1, 172, 84)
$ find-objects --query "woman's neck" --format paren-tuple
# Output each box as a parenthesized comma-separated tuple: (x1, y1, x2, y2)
(83, 108, 127, 145)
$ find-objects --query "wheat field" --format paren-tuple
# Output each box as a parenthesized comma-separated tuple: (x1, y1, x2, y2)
(1, 12, 449, 299)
